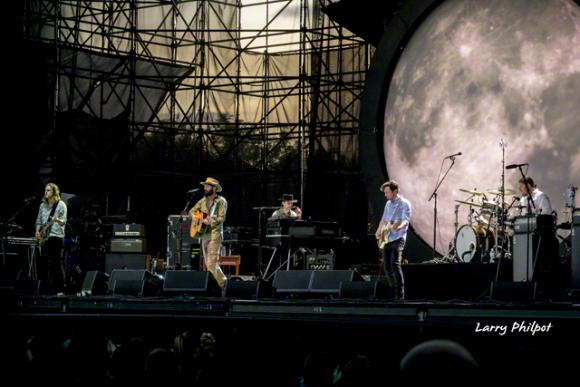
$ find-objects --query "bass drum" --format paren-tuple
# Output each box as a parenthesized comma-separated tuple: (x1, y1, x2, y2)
(455, 225, 494, 262)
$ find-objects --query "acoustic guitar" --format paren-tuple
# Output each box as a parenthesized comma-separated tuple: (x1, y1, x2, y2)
(189, 210, 208, 237)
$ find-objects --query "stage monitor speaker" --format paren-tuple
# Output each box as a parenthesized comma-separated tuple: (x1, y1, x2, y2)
(273, 270, 313, 297)
(105, 253, 149, 274)
(339, 280, 391, 300)
(163, 270, 221, 296)
(490, 281, 536, 302)
(224, 279, 272, 299)
(309, 270, 364, 297)
(81, 271, 109, 296)
(572, 209, 580, 288)
(108, 269, 151, 296)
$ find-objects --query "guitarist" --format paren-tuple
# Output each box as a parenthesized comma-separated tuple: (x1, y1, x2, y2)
(34, 183, 67, 294)
(374, 180, 412, 300)
(189, 177, 228, 289)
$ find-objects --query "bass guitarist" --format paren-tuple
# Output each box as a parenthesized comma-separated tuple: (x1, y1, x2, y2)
(189, 177, 228, 289)
(374, 180, 411, 300)
(35, 183, 67, 294)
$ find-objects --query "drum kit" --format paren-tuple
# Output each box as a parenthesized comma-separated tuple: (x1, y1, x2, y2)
(453, 187, 518, 263)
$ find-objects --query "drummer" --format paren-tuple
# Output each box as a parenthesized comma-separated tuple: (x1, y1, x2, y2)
(517, 177, 553, 216)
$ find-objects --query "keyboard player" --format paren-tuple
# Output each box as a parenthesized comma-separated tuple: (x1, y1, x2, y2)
(270, 194, 302, 220)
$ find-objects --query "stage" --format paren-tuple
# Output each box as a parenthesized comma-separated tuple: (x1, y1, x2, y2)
(4, 262, 580, 379)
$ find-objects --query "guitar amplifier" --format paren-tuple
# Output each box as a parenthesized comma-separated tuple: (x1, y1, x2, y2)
(167, 215, 199, 268)
(306, 252, 335, 270)
(110, 238, 147, 253)
(113, 223, 146, 237)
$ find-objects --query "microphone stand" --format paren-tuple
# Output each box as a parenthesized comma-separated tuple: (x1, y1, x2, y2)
(178, 190, 198, 270)
(494, 139, 507, 282)
(428, 156, 457, 259)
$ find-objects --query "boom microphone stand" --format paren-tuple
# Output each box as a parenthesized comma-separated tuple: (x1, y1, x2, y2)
(428, 155, 458, 259)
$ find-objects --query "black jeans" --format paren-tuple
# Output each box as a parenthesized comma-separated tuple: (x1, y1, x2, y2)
(38, 237, 64, 294)
(383, 237, 405, 299)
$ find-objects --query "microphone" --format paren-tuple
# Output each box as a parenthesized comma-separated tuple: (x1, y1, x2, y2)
(23, 196, 36, 203)
(506, 163, 528, 169)
(187, 188, 201, 194)
(444, 152, 462, 159)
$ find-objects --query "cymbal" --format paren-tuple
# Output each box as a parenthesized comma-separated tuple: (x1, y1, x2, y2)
(488, 188, 516, 196)
(459, 188, 484, 196)
(455, 199, 483, 208)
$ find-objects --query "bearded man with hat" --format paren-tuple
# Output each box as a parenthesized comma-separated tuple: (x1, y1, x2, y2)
(189, 177, 228, 288)
(271, 194, 302, 219)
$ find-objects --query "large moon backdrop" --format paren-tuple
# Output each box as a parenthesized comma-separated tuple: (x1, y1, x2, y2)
(383, 0, 580, 255)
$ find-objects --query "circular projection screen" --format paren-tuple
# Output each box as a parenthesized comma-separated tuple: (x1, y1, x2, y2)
(383, 0, 580, 254)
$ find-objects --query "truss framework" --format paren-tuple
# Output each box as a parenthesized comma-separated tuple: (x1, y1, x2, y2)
(23, 0, 370, 203)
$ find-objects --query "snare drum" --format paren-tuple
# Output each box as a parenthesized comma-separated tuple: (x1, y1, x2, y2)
(455, 224, 495, 262)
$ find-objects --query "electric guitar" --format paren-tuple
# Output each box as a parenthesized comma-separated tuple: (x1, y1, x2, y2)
(189, 210, 209, 237)
(377, 221, 402, 249)
(38, 216, 57, 247)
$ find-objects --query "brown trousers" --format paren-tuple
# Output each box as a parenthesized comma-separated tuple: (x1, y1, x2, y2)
(201, 237, 227, 288)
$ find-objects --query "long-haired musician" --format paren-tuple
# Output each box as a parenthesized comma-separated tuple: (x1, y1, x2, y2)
(34, 182, 67, 294)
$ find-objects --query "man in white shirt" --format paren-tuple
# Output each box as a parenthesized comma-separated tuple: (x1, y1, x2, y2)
(517, 177, 553, 216)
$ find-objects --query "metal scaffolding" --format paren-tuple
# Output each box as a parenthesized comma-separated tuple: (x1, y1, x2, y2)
(22, 0, 370, 213)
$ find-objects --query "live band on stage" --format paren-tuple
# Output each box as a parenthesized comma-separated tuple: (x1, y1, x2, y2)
(1, 166, 578, 299)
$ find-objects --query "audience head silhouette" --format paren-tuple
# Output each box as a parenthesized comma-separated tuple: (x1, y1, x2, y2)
(400, 339, 478, 380)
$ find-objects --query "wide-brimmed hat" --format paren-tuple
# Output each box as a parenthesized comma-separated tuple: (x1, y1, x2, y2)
(279, 194, 297, 203)
(200, 177, 222, 192)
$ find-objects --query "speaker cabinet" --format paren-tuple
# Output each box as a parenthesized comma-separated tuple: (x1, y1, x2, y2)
(81, 271, 109, 296)
(339, 280, 391, 300)
(490, 281, 536, 302)
(163, 270, 221, 296)
(105, 253, 150, 274)
(572, 209, 580, 288)
(309, 270, 364, 296)
(108, 269, 151, 296)
(110, 238, 147, 253)
(224, 279, 272, 299)
(272, 270, 365, 298)
(272, 270, 313, 297)
(512, 217, 535, 282)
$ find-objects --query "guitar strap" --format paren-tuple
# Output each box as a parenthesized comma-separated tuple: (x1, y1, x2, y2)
(209, 197, 220, 218)
(388, 200, 401, 225)
(45, 201, 59, 236)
